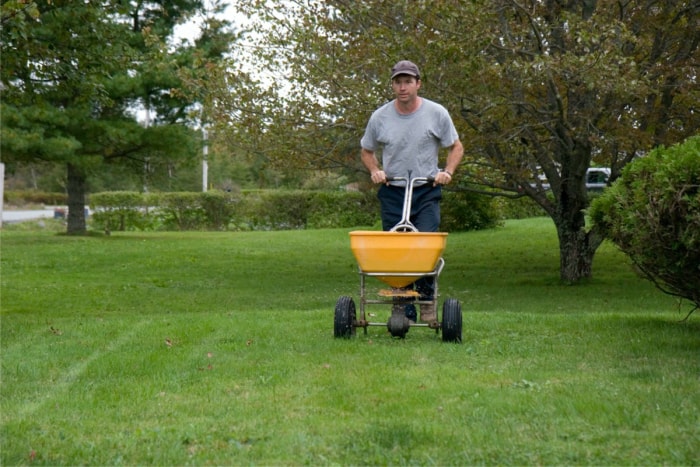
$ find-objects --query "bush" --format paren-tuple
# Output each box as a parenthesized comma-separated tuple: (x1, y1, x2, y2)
(90, 191, 153, 231)
(90, 191, 240, 231)
(494, 195, 548, 220)
(3, 190, 67, 206)
(155, 192, 208, 231)
(305, 191, 379, 229)
(589, 136, 700, 313)
(440, 189, 501, 231)
(199, 191, 240, 230)
(87, 188, 502, 232)
(230, 190, 379, 230)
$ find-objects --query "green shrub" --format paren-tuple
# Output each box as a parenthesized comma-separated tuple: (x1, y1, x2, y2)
(235, 190, 309, 230)
(440, 189, 501, 231)
(590, 136, 700, 312)
(306, 191, 378, 229)
(155, 192, 208, 231)
(3, 190, 67, 206)
(86, 188, 503, 232)
(89, 191, 152, 231)
(90, 191, 241, 231)
(494, 195, 548, 220)
(199, 191, 240, 230)
(231, 190, 378, 230)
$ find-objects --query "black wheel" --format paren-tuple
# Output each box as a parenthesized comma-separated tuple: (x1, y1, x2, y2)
(441, 298, 462, 343)
(387, 313, 410, 339)
(334, 296, 356, 338)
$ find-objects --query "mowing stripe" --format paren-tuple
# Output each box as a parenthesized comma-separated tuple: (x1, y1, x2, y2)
(11, 320, 150, 421)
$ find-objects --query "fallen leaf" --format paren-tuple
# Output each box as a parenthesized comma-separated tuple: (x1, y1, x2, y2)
(165, 338, 172, 347)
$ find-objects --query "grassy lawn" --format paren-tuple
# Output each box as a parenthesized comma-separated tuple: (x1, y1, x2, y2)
(1, 218, 698, 465)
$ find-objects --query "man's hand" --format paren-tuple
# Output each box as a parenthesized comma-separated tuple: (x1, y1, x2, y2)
(370, 170, 387, 184)
(433, 171, 453, 186)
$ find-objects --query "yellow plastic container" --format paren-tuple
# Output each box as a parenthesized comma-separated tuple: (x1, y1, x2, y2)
(349, 231, 447, 288)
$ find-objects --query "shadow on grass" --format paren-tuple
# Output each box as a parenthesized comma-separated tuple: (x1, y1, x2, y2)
(604, 313, 700, 353)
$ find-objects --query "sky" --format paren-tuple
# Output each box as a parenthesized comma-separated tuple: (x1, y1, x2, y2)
(173, 2, 251, 46)
(135, 3, 257, 126)
(172, 2, 271, 82)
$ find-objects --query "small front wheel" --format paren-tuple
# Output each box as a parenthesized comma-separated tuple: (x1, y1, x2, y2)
(334, 296, 356, 338)
(387, 313, 410, 339)
(441, 298, 462, 343)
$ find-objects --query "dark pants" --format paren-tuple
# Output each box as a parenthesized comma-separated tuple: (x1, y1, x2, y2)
(378, 184, 442, 299)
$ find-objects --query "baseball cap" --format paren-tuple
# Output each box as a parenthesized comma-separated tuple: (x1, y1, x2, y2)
(391, 60, 420, 80)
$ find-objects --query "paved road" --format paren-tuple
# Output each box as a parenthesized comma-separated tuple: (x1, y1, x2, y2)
(1, 209, 61, 223)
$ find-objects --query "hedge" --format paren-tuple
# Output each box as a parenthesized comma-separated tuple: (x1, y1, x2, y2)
(87, 189, 507, 232)
(89, 190, 379, 232)
(5, 187, 543, 231)
(3, 190, 67, 206)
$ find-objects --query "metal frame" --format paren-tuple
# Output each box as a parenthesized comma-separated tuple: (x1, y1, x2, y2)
(349, 174, 449, 336)
(354, 257, 444, 333)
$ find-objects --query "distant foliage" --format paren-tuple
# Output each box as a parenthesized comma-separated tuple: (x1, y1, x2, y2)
(590, 136, 700, 314)
(493, 195, 547, 221)
(89, 191, 157, 231)
(441, 189, 502, 231)
(155, 192, 213, 231)
(3, 191, 67, 206)
(87, 189, 502, 232)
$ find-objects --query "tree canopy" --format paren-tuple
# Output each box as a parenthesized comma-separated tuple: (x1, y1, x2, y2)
(1, 0, 236, 233)
(214, 0, 699, 282)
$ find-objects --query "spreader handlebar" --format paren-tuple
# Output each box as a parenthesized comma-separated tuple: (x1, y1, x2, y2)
(385, 175, 438, 232)
(385, 176, 436, 184)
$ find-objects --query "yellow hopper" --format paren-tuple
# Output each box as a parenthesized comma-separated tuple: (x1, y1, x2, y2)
(349, 230, 447, 288)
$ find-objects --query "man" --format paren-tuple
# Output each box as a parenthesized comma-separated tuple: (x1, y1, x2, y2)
(360, 60, 464, 323)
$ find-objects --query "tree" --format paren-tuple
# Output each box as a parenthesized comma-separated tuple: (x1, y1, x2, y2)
(221, 0, 699, 282)
(458, 1, 699, 282)
(1, 0, 235, 234)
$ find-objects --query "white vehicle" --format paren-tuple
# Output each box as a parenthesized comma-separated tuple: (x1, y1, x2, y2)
(530, 167, 611, 192)
(585, 167, 611, 192)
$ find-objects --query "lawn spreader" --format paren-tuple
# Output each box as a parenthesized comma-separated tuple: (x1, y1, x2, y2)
(334, 176, 462, 342)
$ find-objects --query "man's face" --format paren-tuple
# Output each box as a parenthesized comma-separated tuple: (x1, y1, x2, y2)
(391, 75, 421, 103)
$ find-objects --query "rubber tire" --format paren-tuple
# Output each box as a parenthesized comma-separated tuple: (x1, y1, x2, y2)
(387, 314, 410, 339)
(334, 296, 356, 338)
(441, 298, 462, 343)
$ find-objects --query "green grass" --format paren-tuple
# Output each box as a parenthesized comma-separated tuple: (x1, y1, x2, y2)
(1, 218, 698, 465)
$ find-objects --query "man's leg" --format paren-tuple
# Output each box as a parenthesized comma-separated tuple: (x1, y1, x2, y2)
(410, 185, 442, 232)
(378, 185, 417, 321)
(411, 186, 442, 323)
(378, 184, 405, 230)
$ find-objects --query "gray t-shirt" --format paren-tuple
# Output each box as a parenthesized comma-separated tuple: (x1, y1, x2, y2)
(360, 98, 459, 184)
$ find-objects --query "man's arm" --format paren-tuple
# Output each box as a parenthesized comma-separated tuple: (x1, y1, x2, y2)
(445, 139, 464, 175)
(361, 148, 387, 184)
(434, 139, 464, 185)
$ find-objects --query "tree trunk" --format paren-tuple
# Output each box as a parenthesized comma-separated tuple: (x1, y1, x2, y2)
(66, 163, 87, 235)
(554, 214, 605, 283)
(553, 150, 602, 283)
(557, 225, 591, 282)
